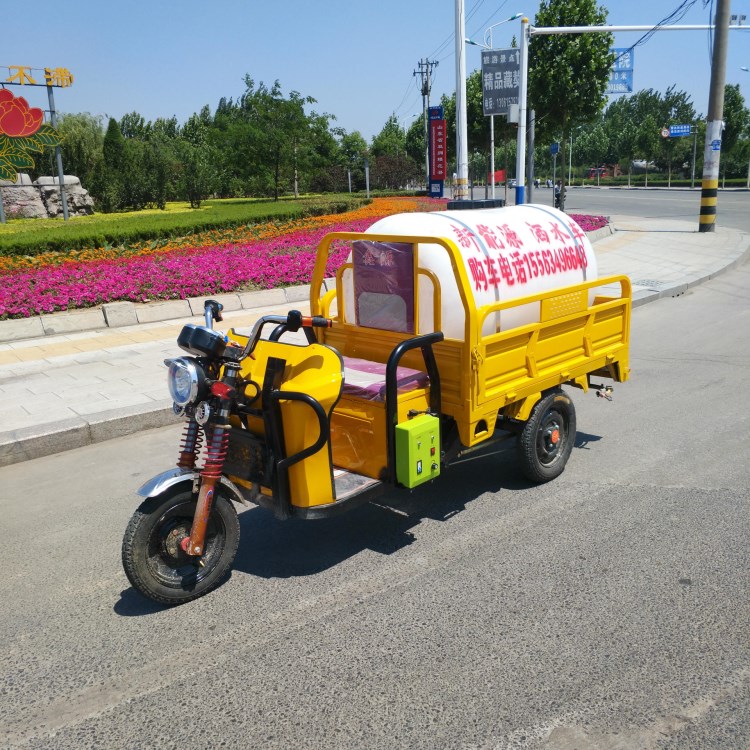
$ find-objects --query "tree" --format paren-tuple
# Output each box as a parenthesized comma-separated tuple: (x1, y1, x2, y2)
(56, 113, 104, 189)
(175, 112, 217, 207)
(239, 78, 315, 200)
(92, 117, 126, 212)
(720, 84, 750, 181)
(576, 121, 609, 182)
(370, 115, 407, 158)
(336, 129, 368, 191)
(529, 0, 614, 207)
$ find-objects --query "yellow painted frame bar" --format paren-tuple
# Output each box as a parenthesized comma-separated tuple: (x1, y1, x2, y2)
(311, 231, 480, 342)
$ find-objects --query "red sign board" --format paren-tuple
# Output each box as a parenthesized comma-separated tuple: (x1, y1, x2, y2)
(430, 119, 447, 180)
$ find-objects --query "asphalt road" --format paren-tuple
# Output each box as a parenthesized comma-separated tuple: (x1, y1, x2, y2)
(1, 262, 749, 749)
(472, 185, 750, 233)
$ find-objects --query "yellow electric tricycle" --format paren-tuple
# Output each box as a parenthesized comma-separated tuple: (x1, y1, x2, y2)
(122, 208, 631, 605)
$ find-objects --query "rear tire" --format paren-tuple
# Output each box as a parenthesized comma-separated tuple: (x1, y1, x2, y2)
(122, 487, 240, 606)
(518, 389, 576, 483)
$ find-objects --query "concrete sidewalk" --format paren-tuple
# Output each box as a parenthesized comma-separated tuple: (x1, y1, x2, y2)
(0, 215, 748, 467)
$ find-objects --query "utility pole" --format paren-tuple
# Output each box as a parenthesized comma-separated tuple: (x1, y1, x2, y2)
(699, 0, 731, 232)
(414, 59, 438, 192)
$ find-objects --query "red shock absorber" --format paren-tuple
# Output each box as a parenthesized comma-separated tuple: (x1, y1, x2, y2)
(201, 426, 229, 480)
(182, 425, 230, 557)
(177, 420, 203, 469)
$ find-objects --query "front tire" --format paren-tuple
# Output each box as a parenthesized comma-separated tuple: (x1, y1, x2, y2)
(122, 487, 240, 606)
(518, 388, 576, 483)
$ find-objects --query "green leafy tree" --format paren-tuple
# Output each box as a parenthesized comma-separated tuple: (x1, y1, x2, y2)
(56, 112, 104, 189)
(371, 114, 407, 158)
(175, 112, 217, 207)
(529, 0, 614, 207)
(336, 129, 368, 191)
(576, 121, 609, 181)
(720, 84, 750, 181)
(240, 78, 315, 200)
(91, 117, 126, 211)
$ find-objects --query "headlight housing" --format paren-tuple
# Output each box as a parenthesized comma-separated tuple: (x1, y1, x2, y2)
(165, 357, 207, 407)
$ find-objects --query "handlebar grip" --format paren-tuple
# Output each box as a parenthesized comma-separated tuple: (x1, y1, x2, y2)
(302, 316, 332, 328)
(204, 299, 224, 322)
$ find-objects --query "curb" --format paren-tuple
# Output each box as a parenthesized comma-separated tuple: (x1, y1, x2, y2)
(0, 284, 316, 345)
(0, 401, 178, 468)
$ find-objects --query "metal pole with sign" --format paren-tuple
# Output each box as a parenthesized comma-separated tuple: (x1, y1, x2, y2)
(550, 142, 559, 205)
(515, 18, 529, 204)
(480, 46, 521, 200)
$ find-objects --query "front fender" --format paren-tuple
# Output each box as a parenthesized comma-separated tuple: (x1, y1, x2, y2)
(137, 467, 249, 506)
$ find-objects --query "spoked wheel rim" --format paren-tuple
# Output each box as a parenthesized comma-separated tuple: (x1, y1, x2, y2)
(536, 408, 567, 466)
(146, 499, 226, 589)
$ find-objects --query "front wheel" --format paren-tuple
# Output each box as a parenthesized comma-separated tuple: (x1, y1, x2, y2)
(517, 389, 576, 483)
(122, 487, 240, 606)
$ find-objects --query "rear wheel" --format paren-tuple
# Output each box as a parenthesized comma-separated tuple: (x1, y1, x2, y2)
(122, 487, 240, 606)
(518, 389, 576, 483)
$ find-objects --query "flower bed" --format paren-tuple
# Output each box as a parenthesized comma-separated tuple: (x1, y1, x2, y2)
(1, 198, 609, 319)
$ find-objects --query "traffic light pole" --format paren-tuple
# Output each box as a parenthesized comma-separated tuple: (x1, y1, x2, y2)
(512, 20, 741, 209)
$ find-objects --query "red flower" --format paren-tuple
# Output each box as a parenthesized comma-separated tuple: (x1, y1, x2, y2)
(0, 89, 43, 138)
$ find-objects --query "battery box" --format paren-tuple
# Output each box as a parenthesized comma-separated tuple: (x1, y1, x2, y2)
(395, 414, 440, 488)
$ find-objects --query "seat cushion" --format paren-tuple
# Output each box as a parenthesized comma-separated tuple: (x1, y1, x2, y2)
(342, 356, 429, 402)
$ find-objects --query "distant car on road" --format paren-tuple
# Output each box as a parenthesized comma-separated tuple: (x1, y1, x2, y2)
(507, 178, 517, 187)
(587, 167, 610, 179)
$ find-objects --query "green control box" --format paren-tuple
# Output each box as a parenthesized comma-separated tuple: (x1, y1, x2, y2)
(395, 414, 441, 488)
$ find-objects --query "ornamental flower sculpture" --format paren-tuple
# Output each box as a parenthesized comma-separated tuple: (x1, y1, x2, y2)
(0, 88, 61, 181)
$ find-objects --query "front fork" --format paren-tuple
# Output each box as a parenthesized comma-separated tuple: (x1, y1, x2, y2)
(180, 362, 240, 558)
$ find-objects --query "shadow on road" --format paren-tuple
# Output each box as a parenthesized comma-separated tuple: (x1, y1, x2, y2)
(575, 431, 602, 450)
(229, 443, 528, 581)
(115, 430, 603, 614)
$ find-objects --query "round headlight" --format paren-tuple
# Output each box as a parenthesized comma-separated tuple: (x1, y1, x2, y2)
(166, 358, 206, 407)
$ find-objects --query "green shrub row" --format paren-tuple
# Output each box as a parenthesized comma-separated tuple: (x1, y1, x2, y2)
(0, 196, 369, 257)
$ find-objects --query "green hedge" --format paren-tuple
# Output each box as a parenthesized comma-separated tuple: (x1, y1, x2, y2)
(0, 196, 369, 257)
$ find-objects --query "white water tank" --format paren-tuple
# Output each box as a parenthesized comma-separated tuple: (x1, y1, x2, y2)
(341, 205, 598, 339)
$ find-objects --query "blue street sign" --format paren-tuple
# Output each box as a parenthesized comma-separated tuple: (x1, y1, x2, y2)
(607, 48, 635, 95)
(669, 124, 692, 137)
(711, 139, 722, 151)
(550, 142, 559, 156)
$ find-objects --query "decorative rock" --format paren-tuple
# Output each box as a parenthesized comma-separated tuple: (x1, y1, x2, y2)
(0, 174, 47, 218)
(34, 175, 82, 186)
(0, 173, 95, 219)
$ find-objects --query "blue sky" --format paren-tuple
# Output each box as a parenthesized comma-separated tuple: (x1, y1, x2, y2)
(3, 0, 749, 141)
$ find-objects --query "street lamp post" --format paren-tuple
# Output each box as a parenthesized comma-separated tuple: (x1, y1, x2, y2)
(743, 67, 749, 188)
(454, 0, 469, 201)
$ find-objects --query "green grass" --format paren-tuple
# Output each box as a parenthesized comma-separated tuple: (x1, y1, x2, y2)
(0, 194, 369, 256)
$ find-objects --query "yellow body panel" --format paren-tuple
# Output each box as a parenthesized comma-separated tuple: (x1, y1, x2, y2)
(225, 333, 343, 508)
(217, 229, 632, 511)
(311, 232, 631, 450)
(330, 388, 431, 479)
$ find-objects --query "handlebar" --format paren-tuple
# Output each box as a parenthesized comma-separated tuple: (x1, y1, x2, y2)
(239, 310, 332, 358)
(204, 299, 224, 328)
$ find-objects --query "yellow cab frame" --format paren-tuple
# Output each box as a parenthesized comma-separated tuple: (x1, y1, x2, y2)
(223, 230, 631, 520)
